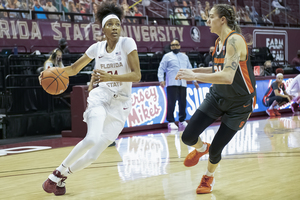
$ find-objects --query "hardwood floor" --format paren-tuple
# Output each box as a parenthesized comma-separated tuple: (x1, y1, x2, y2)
(0, 115, 300, 200)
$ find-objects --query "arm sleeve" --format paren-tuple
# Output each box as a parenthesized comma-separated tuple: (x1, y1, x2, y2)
(157, 55, 167, 82)
(85, 43, 98, 59)
(123, 37, 137, 55)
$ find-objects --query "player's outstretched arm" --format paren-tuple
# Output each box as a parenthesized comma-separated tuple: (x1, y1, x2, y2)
(64, 54, 93, 76)
(176, 35, 243, 84)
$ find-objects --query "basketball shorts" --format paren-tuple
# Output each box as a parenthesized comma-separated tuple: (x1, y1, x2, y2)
(199, 92, 255, 131)
(83, 86, 131, 141)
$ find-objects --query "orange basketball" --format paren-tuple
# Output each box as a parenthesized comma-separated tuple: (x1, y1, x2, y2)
(41, 67, 69, 95)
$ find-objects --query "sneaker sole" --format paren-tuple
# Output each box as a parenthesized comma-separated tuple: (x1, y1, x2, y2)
(42, 181, 55, 193)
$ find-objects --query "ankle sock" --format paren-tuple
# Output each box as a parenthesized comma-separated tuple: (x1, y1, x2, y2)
(196, 143, 207, 152)
(205, 170, 215, 177)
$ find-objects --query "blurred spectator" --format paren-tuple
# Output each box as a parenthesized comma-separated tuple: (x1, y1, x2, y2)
(6, 0, 20, 18)
(43, 48, 64, 70)
(133, 6, 142, 16)
(121, 0, 130, 16)
(188, 1, 196, 18)
(204, 1, 210, 20)
(32, 0, 47, 19)
(204, 46, 215, 67)
(169, 9, 181, 25)
(263, 60, 273, 76)
(79, 0, 88, 20)
(1, 0, 6, 9)
(92, 2, 97, 15)
(44, 0, 59, 20)
(177, 9, 189, 25)
(291, 50, 300, 66)
(68, 1, 82, 21)
(195, 1, 206, 26)
(182, 1, 189, 18)
(58, 38, 70, 54)
(60, 0, 68, 12)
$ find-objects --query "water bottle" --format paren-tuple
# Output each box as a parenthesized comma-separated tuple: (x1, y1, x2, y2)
(13, 45, 18, 55)
(194, 62, 197, 68)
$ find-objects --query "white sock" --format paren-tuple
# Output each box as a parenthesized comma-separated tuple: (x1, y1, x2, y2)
(205, 169, 215, 177)
(196, 143, 207, 152)
(56, 164, 67, 174)
(62, 167, 73, 177)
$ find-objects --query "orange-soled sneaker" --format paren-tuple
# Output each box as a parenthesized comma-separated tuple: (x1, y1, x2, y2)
(266, 109, 275, 117)
(273, 109, 281, 116)
(196, 175, 215, 194)
(184, 142, 210, 167)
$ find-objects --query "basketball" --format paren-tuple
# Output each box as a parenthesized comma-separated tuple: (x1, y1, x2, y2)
(41, 67, 69, 95)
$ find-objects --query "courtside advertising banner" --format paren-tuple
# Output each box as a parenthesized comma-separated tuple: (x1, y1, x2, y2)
(125, 78, 294, 128)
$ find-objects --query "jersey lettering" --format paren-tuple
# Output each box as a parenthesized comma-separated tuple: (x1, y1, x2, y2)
(214, 65, 222, 72)
(107, 70, 118, 75)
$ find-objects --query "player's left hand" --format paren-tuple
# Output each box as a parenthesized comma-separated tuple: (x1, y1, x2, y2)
(175, 69, 196, 81)
(93, 69, 112, 82)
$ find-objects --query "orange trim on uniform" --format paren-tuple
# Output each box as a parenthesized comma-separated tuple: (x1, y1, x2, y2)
(214, 58, 224, 63)
(239, 61, 254, 93)
(252, 95, 257, 109)
(212, 38, 220, 57)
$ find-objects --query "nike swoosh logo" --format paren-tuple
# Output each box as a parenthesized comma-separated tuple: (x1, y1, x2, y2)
(123, 107, 129, 110)
(98, 56, 103, 59)
(243, 104, 250, 107)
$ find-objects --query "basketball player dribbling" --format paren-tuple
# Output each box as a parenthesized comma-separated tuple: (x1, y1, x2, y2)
(175, 4, 256, 194)
(39, 2, 141, 196)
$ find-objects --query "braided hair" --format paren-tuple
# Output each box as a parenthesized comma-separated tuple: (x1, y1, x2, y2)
(213, 4, 241, 34)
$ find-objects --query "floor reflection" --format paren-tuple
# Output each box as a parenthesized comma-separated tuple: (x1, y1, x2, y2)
(116, 134, 169, 181)
(116, 116, 300, 182)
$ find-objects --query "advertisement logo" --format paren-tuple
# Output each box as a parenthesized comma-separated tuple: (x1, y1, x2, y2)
(253, 29, 288, 64)
(190, 26, 200, 42)
(126, 86, 167, 127)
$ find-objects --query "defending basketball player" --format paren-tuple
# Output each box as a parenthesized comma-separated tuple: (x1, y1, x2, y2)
(175, 4, 256, 194)
(40, 2, 141, 196)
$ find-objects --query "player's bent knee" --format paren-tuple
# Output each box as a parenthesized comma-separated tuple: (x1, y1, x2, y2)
(181, 132, 198, 146)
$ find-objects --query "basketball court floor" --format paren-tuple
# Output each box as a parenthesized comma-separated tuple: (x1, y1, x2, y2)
(0, 113, 300, 200)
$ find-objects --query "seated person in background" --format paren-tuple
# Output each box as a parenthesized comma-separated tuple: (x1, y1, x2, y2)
(58, 38, 70, 54)
(291, 50, 300, 66)
(286, 74, 300, 113)
(44, 48, 64, 70)
(263, 60, 273, 76)
(262, 70, 292, 117)
(43, 0, 59, 20)
(204, 46, 215, 67)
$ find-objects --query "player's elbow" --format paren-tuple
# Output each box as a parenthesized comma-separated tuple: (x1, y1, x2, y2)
(133, 71, 142, 82)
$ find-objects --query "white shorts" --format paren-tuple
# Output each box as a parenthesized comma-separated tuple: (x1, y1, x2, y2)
(83, 86, 131, 141)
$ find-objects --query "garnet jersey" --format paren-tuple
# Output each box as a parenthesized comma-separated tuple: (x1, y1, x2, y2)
(85, 37, 137, 97)
(211, 31, 256, 101)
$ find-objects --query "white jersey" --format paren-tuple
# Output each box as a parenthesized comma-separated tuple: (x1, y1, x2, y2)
(85, 37, 137, 97)
(287, 74, 300, 95)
